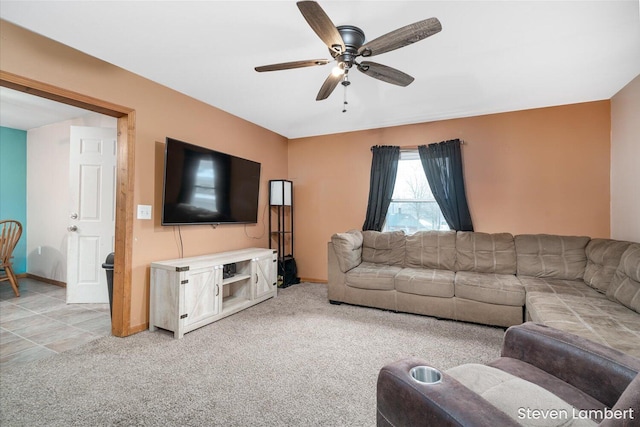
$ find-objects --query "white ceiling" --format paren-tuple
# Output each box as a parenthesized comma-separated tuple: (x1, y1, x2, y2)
(1, 1, 639, 138)
(0, 87, 91, 130)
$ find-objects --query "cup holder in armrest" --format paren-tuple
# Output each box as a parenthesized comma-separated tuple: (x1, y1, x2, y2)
(410, 366, 442, 384)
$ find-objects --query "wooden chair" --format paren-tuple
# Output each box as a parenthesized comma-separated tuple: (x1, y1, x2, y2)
(0, 220, 23, 297)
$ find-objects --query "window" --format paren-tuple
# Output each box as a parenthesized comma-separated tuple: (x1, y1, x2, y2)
(191, 158, 218, 212)
(383, 150, 448, 233)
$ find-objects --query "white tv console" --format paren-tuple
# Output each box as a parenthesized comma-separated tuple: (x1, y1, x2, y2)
(149, 248, 277, 339)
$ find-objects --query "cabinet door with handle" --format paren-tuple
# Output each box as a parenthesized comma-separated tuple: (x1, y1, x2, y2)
(253, 253, 277, 299)
(182, 267, 221, 327)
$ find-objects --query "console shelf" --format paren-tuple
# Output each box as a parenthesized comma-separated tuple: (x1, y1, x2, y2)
(222, 273, 251, 286)
(149, 248, 277, 339)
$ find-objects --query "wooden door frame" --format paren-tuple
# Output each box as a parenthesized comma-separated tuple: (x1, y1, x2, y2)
(1, 70, 135, 337)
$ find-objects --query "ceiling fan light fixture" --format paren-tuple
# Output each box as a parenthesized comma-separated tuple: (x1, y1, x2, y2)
(331, 64, 345, 76)
(256, 1, 441, 105)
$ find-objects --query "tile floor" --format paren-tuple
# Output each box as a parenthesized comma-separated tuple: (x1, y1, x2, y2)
(0, 277, 111, 369)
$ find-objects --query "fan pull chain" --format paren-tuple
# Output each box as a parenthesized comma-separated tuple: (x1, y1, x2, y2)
(342, 74, 350, 113)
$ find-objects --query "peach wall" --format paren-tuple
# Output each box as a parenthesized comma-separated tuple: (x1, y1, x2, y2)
(0, 20, 614, 323)
(289, 102, 611, 282)
(0, 21, 288, 330)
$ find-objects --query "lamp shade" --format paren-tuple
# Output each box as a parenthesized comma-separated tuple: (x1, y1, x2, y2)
(270, 180, 292, 206)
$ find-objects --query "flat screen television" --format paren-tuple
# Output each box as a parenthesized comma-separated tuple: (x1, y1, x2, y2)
(162, 137, 261, 225)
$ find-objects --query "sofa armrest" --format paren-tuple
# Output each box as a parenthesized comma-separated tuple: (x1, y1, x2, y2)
(330, 230, 363, 273)
(501, 323, 640, 408)
(377, 357, 519, 427)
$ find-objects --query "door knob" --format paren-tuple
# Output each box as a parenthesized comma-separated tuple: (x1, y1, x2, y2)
(67, 225, 78, 232)
(70, 213, 78, 219)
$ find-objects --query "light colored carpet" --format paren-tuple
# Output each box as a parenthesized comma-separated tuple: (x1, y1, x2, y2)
(0, 282, 505, 426)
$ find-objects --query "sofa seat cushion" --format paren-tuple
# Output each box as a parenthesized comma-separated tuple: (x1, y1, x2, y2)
(454, 271, 525, 306)
(487, 357, 611, 420)
(519, 276, 603, 298)
(455, 231, 516, 274)
(515, 234, 590, 280)
(584, 239, 632, 293)
(446, 363, 597, 426)
(394, 267, 454, 297)
(526, 292, 640, 358)
(345, 262, 401, 291)
(606, 243, 640, 314)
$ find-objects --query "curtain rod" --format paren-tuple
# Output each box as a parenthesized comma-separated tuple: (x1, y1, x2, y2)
(400, 140, 466, 150)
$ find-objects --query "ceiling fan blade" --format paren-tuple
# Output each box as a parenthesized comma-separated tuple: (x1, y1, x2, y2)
(357, 61, 415, 86)
(358, 17, 442, 57)
(297, 1, 345, 53)
(255, 59, 330, 72)
(316, 72, 343, 100)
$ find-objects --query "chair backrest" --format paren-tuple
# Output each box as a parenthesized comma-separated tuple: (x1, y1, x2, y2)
(0, 220, 23, 263)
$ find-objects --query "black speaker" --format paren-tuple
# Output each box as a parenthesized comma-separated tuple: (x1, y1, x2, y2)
(279, 256, 300, 287)
(223, 263, 236, 279)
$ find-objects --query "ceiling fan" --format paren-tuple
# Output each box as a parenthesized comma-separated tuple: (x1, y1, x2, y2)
(255, 1, 442, 107)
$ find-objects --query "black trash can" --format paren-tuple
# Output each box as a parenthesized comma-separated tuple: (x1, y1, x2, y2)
(102, 252, 115, 318)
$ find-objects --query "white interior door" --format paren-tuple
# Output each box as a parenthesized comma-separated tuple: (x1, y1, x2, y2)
(67, 126, 117, 303)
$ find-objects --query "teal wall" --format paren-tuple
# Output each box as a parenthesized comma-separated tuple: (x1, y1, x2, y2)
(0, 126, 27, 274)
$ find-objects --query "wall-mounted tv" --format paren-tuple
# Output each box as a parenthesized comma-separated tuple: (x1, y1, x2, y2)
(162, 137, 261, 225)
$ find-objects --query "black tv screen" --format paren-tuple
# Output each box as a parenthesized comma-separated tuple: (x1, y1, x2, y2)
(162, 138, 261, 225)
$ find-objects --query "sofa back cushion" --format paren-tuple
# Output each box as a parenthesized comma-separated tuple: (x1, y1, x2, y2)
(331, 230, 364, 273)
(362, 230, 405, 266)
(584, 239, 632, 293)
(404, 230, 456, 270)
(606, 244, 640, 314)
(515, 234, 590, 280)
(455, 232, 516, 274)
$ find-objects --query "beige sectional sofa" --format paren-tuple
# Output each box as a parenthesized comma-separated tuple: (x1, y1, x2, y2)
(327, 230, 640, 357)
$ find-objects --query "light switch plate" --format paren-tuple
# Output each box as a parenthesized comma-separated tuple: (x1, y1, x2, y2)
(137, 204, 152, 220)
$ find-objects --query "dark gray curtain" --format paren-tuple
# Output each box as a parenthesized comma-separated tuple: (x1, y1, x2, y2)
(418, 139, 473, 231)
(362, 145, 400, 231)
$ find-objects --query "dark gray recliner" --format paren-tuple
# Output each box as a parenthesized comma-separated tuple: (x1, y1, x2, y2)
(377, 322, 640, 426)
